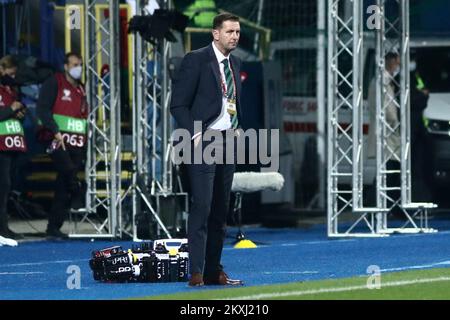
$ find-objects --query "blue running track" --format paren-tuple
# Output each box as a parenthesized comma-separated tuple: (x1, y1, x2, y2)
(1, 218, 450, 300)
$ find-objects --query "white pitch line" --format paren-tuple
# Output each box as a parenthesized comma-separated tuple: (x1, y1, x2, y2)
(380, 260, 450, 273)
(0, 272, 44, 275)
(225, 229, 450, 249)
(0, 259, 89, 268)
(304, 239, 357, 244)
(224, 276, 450, 300)
(263, 271, 319, 275)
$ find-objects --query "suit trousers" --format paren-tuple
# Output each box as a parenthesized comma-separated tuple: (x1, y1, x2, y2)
(0, 152, 14, 230)
(48, 147, 85, 231)
(186, 130, 236, 278)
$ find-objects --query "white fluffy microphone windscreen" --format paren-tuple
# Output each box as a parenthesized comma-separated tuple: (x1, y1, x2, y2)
(231, 172, 284, 193)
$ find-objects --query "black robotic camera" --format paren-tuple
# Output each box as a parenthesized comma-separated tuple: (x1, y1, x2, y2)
(128, 9, 189, 44)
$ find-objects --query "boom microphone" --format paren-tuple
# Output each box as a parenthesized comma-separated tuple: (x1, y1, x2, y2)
(231, 172, 284, 193)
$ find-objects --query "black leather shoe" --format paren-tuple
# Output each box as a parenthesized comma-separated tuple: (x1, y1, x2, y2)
(46, 229, 68, 240)
(0, 228, 24, 240)
(204, 271, 243, 286)
(188, 273, 204, 287)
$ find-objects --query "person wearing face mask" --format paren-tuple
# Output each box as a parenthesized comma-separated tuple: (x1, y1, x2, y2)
(367, 52, 402, 216)
(36, 52, 88, 239)
(0, 55, 27, 240)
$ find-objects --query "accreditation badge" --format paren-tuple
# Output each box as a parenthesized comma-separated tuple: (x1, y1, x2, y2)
(226, 99, 237, 115)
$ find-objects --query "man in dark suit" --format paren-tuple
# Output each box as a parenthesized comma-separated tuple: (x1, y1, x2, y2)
(170, 13, 244, 287)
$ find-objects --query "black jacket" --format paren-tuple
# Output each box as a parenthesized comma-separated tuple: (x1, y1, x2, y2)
(36, 75, 59, 134)
(410, 72, 429, 141)
(170, 43, 243, 137)
(0, 105, 15, 122)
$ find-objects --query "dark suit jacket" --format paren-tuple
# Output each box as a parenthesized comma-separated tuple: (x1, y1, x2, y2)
(170, 43, 242, 137)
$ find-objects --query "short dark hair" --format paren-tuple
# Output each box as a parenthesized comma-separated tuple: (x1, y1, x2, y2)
(213, 13, 239, 30)
(385, 51, 399, 62)
(64, 52, 82, 65)
(0, 55, 18, 69)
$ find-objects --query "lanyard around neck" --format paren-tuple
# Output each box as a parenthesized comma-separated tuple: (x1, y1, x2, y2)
(220, 59, 236, 99)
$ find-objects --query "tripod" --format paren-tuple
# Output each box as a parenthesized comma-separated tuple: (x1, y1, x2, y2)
(228, 171, 285, 247)
(120, 173, 173, 241)
(231, 192, 266, 248)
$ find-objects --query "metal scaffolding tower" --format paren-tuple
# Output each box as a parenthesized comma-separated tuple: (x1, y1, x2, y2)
(69, 0, 122, 238)
(68, 0, 187, 239)
(129, 0, 174, 241)
(327, 0, 436, 237)
(129, 0, 188, 241)
(327, 0, 386, 237)
(376, 0, 437, 234)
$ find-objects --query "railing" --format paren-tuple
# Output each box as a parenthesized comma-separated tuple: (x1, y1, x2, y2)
(183, 9, 271, 60)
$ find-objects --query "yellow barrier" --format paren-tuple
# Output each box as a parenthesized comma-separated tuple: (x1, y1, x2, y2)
(184, 9, 271, 60)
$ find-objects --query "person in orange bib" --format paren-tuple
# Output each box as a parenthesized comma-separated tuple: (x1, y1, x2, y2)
(0, 55, 27, 240)
(37, 52, 88, 240)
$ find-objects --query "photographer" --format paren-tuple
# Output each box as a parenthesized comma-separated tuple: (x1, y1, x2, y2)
(0, 55, 27, 240)
(36, 52, 87, 240)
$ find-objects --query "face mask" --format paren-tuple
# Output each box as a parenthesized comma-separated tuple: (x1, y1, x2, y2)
(409, 61, 417, 72)
(392, 66, 400, 77)
(69, 66, 82, 80)
(0, 74, 16, 86)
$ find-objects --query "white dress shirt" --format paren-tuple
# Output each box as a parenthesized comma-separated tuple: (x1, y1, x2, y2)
(192, 42, 233, 140)
(209, 41, 233, 131)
